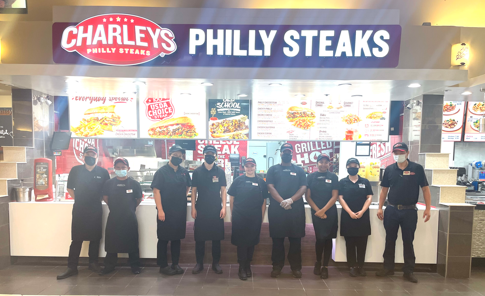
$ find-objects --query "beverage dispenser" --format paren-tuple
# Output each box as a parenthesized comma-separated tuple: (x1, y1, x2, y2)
(34, 158, 53, 202)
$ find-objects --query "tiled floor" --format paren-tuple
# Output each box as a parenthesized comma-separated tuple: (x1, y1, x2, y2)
(1, 264, 485, 295)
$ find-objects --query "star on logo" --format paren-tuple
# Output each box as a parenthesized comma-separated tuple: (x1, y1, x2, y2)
(131, 19, 134, 23)
(110, 18, 113, 21)
(103, 18, 106, 22)
(116, 17, 121, 22)
(124, 18, 128, 21)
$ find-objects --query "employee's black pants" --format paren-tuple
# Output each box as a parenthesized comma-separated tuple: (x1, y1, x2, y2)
(67, 240, 100, 269)
(195, 240, 221, 264)
(157, 240, 181, 268)
(383, 206, 418, 274)
(237, 246, 255, 266)
(272, 237, 302, 271)
(344, 236, 368, 268)
(104, 250, 140, 270)
(315, 239, 332, 267)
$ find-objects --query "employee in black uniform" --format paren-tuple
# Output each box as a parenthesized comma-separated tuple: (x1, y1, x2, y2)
(191, 145, 227, 274)
(151, 145, 192, 275)
(267, 143, 307, 278)
(376, 142, 431, 283)
(57, 146, 110, 280)
(228, 158, 268, 281)
(338, 158, 373, 277)
(305, 154, 338, 279)
(100, 157, 143, 275)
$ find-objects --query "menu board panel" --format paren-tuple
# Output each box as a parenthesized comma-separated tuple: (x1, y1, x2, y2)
(441, 101, 465, 142)
(464, 102, 485, 142)
(208, 99, 250, 140)
(252, 96, 389, 141)
(69, 96, 138, 138)
(139, 95, 206, 139)
(0, 108, 13, 146)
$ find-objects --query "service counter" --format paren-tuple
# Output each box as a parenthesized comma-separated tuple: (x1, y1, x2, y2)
(9, 201, 438, 264)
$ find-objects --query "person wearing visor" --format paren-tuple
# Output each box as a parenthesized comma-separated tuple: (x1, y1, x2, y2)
(376, 142, 431, 283)
(151, 145, 191, 275)
(191, 145, 227, 274)
(267, 143, 307, 278)
(57, 146, 110, 280)
(100, 158, 143, 275)
(305, 154, 338, 279)
(228, 158, 268, 281)
(338, 158, 373, 277)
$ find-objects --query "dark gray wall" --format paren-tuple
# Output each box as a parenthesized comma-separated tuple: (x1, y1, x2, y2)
(420, 95, 444, 153)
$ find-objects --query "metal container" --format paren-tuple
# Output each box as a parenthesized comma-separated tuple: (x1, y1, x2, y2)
(14, 186, 31, 202)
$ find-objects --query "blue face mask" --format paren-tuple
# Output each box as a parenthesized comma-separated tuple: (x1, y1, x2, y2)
(115, 170, 128, 178)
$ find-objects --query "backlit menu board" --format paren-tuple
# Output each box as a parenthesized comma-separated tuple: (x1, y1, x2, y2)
(441, 101, 465, 142)
(251, 96, 390, 141)
(208, 99, 250, 140)
(464, 102, 485, 142)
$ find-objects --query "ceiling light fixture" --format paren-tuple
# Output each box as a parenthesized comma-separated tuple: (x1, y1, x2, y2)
(269, 83, 282, 86)
(408, 83, 421, 88)
(295, 94, 305, 98)
(462, 91, 472, 95)
(338, 83, 352, 87)
(201, 82, 213, 86)
(237, 94, 248, 97)
(180, 93, 191, 96)
(351, 95, 363, 98)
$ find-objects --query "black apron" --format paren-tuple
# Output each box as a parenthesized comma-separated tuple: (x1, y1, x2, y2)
(339, 177, 371, 237)
(268, 164, 306, 238)
(194, 166, 225, 241)
(71, 166, 107, 241)
(230, 176, 265, 246)
(105, 178, 139, 253)
(155, 165, 190, 241)
(308, 172, 338, 240)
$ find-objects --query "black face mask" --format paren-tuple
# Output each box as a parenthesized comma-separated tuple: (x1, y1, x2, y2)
(205, 155, 216, 164)
(85, 156, 96, 166)
(171, 157, 183, 166)
(281, 154, 292, 163)
(347, 167, 359, 176)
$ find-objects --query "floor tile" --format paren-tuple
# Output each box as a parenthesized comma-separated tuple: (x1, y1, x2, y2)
(146, 284, 177, 295)
(38, 284, 75, 295)
(174, 286, 203, 295)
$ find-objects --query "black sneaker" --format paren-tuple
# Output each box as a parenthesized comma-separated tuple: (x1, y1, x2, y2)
(271, 268, 281, 278)
(88, 262, 101, 273)
(320, 267, 328, 279)
(212, 263, 223, 274)
(292, 270, 302, 278)
(56, 267, 78, 280)
(349, 267, 359, 277)
(172, 265, 184, 274)
(403, 273, 418, 283)
(238, 265, 247, 281)
(192, 263, 204, 274)
(160, 266, 177, 276)
(376, 269, 394, 277)
(131, 266, 141, 274)
(358, 267, 367, 277)
(99, 267, 115, 275)
(245, 264, 252, 278)
(314, 262, 322, 275)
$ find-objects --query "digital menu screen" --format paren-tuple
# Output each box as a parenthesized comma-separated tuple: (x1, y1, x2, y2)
(441, 101, 465, 142)
(464, 102, 485, 142)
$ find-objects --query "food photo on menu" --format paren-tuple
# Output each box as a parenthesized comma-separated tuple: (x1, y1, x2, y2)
(286, 106, 316, 130)
(147, 116, 198, 138)
(463, 101, 485, 142)
(208, 98, 250, 139)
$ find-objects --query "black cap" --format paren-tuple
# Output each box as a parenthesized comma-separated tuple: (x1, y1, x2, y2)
(317, 154, 331, 162)
(83, 146, 98, 155)
(244, 158, 256, 166)
(114, 157, 129, 167)
(203, 145, 218, 155)
(393, 142, 408, 152)
(280, 143, 293, 152)
(346, 158, 360, 167)
(169, 145, 185, 155)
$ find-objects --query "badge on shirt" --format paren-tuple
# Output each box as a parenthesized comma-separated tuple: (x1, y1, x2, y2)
(290, 172, 297, 176)
(325, 179, 332, 183)
(403, 171, 411, 176)
(126, 189, 133, 193)
(252, 183, 259, 186)
(359, 184, 366, 188)
(212, 176, 219, 183)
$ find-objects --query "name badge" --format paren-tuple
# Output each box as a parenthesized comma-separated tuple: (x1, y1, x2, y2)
(252, 183, 259, 186)
(96, 176, 101, 179)
(290, 172, 297, 176)
(317, 176, 325, 179)
(212, 176, 219, 183)
(359, 184, 365, 188)
(126, 189, 133, 193)
(403, 171, 411, 176)
(325, 179, 332, 183)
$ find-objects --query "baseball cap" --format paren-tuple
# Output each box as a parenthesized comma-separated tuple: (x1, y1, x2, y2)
(83, 146, 98, 155)
(392, 142, 409, 152)
(317, 154, 331, 162)
(244, 158, 256, 166)
(346, 158, 360, 167)
(280, 143, 293, 152)
(169, 145, 185, 155)
(114, 157, 129, 167)
(203, 145, 218, 155)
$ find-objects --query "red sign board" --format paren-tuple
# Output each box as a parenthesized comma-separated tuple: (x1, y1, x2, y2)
(193, 140, 248, 168)
(370, 135, 402, 168)
(144, 97, 175, 121)
(60, 14, 177, 66)
(288, 141, 340, 173)
(56, 139, 113, 174)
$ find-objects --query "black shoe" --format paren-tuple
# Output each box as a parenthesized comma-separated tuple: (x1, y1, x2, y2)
(99, 267, 115, 275)
(358, 267, 366, 277)
(212, 263, 223, 274)
(271, 268, 281, 278)
(245, 264, 252, 278)
(292, 270, 302, 278)
(160, 266, 177, 276)
(172, 265, 184, 274)
(88, 262, 101, 273)
(238, 265, 247, 281)
(57, 267, 78, 280)
(192, 263, 204, 274)
(404, 273, 418, 283)
(376, 269, 394, 277)
(131, 266, 141, 274)
(320, 267, 328, 279)
(349, 267, 359, 277)
(314, 262, 322, 275)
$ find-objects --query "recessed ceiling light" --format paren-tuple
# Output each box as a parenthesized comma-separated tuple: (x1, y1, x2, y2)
(462, 91, 472, 95)
(237, 94, 248, 97)
(295, 94, 305, 98)
(269, 83, 282, 86)
(201, 82, 213, 86)
(180, 93, 191, 96)
(408, 83, 421, 88)
(338, 83, 352, 87)
(351, 95, 363, 97)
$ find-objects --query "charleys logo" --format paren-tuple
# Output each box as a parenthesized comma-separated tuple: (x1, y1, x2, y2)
(61, 14, 177, 66)
(73, 138, 99, 164)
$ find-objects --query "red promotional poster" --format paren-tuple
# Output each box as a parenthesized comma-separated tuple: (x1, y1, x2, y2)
(60, 14, 177, 66)
(193, 140, 248, 168)
(288, 141, 340, 173)
(144, 97, 175, 121)
(370, 135, 402, 168)
(55, 138, 113, 174)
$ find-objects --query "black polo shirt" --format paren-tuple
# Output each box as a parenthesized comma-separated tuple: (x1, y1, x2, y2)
(67, 165, 110, 202)
(151, 164, 192, 200)
(380, 160, 428, 206)
(338, 176, 373, 211)
(192, 164, 227, 201)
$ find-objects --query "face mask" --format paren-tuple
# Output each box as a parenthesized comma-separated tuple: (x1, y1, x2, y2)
(281, 154, 292, 163)
(205, 155, 216, 164)
(115, 170, 127, 178)
(84, 156, 96, 166)
(347, 167, 359, 176)
(394, 154, 407, 163)
(171, 157, 183, 166)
